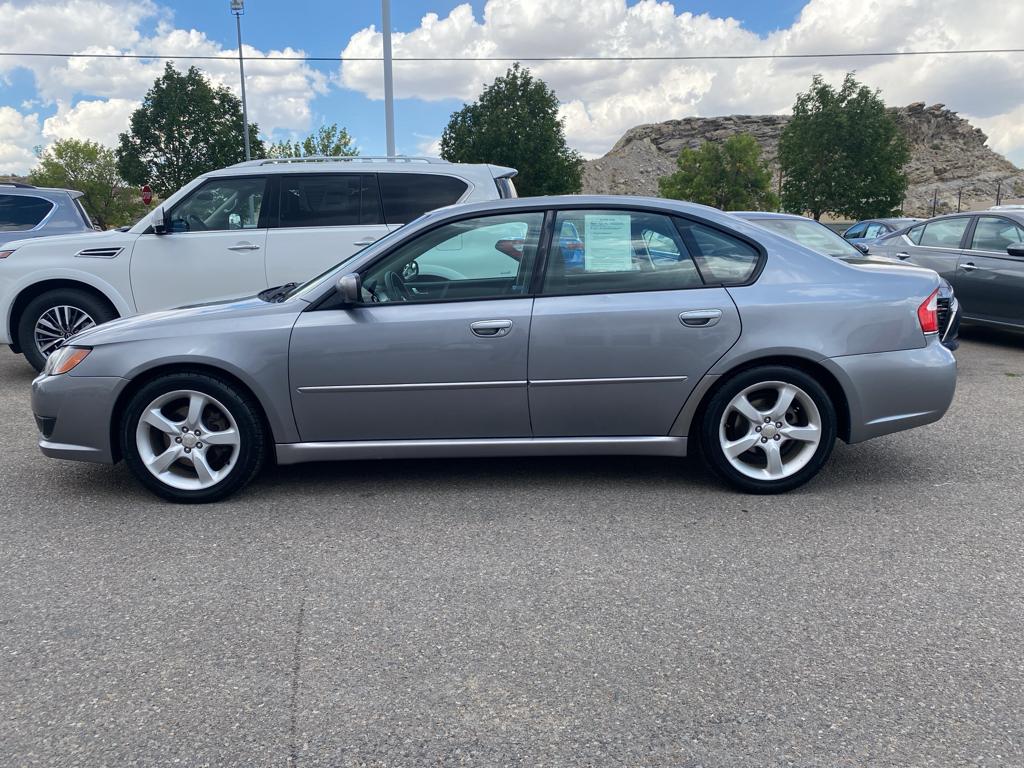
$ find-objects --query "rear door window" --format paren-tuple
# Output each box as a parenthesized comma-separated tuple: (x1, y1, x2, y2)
(378, 173, 469, 225)
(279, 174, 382, 228)
(864, 222, 888, 239)
(844, 222, 867, 239)
(0, 194, 54, 231)
(917, 217, 970, 249)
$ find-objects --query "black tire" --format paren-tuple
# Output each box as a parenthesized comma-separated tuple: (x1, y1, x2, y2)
(699, 365, 837, 494)
(121, 373, 267, 503)
(17, 288, 117, 371)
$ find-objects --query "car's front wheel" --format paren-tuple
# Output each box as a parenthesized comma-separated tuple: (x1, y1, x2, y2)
(700, 366, 837, 494)
(17, 288, 117, 371)
(121, 373, 266, 503)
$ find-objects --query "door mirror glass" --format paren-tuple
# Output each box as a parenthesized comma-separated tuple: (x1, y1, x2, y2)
(336, 273, 362, 305)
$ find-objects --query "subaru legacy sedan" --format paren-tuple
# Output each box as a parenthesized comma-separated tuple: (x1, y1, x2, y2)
(32, 196, 956, 503)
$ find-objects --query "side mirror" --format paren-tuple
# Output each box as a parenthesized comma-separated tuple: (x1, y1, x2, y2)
(854, 243, 870, 254)
(151, 207, 171, 235)
(1007, 243, 1024, 258)
(336, 273, 362, 305)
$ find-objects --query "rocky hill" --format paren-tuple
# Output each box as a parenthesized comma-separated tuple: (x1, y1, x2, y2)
(582, 103, 1024, 216)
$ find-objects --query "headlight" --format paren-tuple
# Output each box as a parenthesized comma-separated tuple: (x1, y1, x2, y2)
(44, 346, 91, 376)
(0, 249, 15, 259)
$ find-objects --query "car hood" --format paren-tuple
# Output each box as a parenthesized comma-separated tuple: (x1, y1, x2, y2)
(68, 294, 304, 347)
(2, 228, 132, 252)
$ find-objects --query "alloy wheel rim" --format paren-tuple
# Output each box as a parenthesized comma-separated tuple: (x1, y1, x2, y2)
(719, 380, 822, 481)
(135, 389, 241, 491)
(35, 305, 96, 358)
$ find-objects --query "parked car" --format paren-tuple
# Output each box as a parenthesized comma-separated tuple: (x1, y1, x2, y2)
(842, 217, 921, 246)
(731, 211, 960, 349)
(869, 210, 1024, 332)
(32, 196, 956, 502)
(1, 156, 518, 370)
(0, 182, 98, 248)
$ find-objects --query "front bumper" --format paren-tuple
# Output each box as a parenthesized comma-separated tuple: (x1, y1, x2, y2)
(31, 372, 128, 464)
(825, 335, 957, 444)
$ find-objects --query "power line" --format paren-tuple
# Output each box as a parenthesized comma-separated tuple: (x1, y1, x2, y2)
(0, 48, 1022, 63)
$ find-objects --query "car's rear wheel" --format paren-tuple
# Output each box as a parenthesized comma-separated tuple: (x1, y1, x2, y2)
(121, 373, 266, 503)
(17, 288, 116, 371)
(700, 366, 837, 494)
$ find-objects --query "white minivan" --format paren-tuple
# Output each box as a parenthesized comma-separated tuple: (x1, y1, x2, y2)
(0, 156, 517, 369)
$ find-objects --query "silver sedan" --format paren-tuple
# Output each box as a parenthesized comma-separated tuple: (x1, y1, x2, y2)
(32, 196, 957, 502)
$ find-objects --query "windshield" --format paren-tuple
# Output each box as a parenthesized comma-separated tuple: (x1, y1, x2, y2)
(750, 217, 862, 259)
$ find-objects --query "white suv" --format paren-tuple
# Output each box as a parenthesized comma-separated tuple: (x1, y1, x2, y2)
(0, 157, 517, 369)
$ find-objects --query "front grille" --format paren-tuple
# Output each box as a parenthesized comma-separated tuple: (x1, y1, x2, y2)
(936, 297, 951, 337)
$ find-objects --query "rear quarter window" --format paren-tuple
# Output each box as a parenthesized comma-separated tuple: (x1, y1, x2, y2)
(0, 194, 54, 231)
(675, 219, 761, 284)
(378, 173, 469, 225)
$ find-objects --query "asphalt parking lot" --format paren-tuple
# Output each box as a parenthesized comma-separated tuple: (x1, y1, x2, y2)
(2, 330, 1023, 767)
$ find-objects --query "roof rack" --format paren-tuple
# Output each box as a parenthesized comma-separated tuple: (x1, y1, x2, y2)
(0, 181, 37, 188)
(233, 155, 448, 168)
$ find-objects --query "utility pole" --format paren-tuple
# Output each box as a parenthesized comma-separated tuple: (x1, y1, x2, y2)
(231, 0, 251, 162)
(381, 0, 396, 157)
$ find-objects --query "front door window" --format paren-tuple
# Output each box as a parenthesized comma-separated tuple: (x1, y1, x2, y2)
(168, 177, 267, 233)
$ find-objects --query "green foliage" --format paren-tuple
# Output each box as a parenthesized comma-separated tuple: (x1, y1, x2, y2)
(268, 123, 358, 158)
(29, 139, 147, 229)
(116, 63, 265, 196)
(658, 134, 777, 211)
(440, 64, 583, 196)
(779, 73, 909, 221)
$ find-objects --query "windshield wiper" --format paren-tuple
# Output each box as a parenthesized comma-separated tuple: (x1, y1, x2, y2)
(258, 282, 298, 303)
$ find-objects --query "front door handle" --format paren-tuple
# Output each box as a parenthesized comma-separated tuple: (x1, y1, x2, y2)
(896, 252, 911, 260)
(354, 238, 379, 247)
(679, 309, 723, 327)
(470, 319, 513, 337)
(960, 261, 980, 272)
(228, 242, 261, 252)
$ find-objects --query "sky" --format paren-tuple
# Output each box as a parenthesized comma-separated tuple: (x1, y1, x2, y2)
(2, 0, 1024, 175)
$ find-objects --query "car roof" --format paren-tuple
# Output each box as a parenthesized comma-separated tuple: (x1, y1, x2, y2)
(0, 183, 83, 199)
(211, 156, 517, 179)
(730, 211, 809, 221)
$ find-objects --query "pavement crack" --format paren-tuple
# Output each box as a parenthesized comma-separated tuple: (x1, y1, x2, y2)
(287, 593, 307, 768)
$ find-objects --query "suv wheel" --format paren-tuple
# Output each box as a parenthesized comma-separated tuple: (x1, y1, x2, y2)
(121, 373, 266, 503)
(17, 289, 116, 371)
(700, 366, 837, 494)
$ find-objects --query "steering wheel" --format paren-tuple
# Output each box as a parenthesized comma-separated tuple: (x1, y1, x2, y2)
(186, 213, 208, 232)
(384, 270, 412, 302)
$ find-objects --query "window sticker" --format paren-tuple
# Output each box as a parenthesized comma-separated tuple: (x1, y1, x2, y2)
(584, 214, 632, 272)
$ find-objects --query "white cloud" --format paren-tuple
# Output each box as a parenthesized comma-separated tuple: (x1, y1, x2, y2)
(0, 107, 42, 174)
(42, 98, 139, 146)
(338, 0, 1024, 160)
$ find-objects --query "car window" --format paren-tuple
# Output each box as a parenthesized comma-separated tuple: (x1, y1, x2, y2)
(917, 217, 970, 249)
(279, 174, 382, 228)
(169, 177, 267, 233)
(864, 223, 887, 239)
(844, 223, 867, 239)
(906, 224, 924, 245)
(747, 217, 859, 259)
(0, 194, 54, 231)
(678, 220, 761, 283)
(378, 173, 469, 225)
(970, 216, 1024, 252)
(361, 211, 543, 304)
(541, 210, 703, 296)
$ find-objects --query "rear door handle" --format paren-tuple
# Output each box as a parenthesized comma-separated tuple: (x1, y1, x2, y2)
(228, 243, 261, 252)
(470, 319, 513, 337)
(679, 309, 723, 327)
(960, 261, 980, 272)
(896, 252, 911, 260)
(354, 238, 379, 247)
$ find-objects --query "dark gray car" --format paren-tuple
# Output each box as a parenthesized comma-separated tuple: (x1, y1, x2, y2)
(870, 211, 1024, 331)
(31, 196, 956, 503)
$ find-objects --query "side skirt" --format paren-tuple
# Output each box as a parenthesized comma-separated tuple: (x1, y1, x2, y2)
(276, 436, 688, 465)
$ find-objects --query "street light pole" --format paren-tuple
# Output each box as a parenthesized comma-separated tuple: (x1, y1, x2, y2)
(381, 0, 396, 157)
(231, 0, 251, 162)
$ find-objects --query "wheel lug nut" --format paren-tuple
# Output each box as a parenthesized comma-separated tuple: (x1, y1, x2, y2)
(194, 430, 201, 436)
(184, 447, 191, 453)
(755, 426, 762, 432)
(196, 442, 203, 449)
(761, 436, 768, 443)
(175, 437, 181, 443)
(764, 417, 771, 423)
(182, 427, 189, 433)
(775, 422, 782, 428)
(774, 434, 781, 441)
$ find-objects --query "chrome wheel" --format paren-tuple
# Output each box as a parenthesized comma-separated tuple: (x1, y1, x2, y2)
(718, 380, 822, 481)
(34, 305, 96, 358)
(135, 390, 241, 491)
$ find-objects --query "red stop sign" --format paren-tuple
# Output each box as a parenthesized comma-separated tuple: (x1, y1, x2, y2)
(141, 185, 153, 205)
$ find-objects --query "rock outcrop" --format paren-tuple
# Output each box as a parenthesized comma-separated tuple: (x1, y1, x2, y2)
(582, 104, 1024, 216)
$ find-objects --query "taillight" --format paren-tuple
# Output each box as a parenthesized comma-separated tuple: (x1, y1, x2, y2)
(917, 288, 939, 334)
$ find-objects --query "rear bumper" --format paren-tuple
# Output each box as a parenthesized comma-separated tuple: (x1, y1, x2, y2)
(31, 372, 127, 464)
(824, 336, 957, 444)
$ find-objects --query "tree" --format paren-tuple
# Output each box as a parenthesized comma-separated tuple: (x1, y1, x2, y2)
(268, 123, 358, 158)
(779, 73, 909, 220)
(440, 64, 582, 196)
(116, 63, 264, 196)
(658, 134, 777, 211)
(28, 139, 147, 229)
